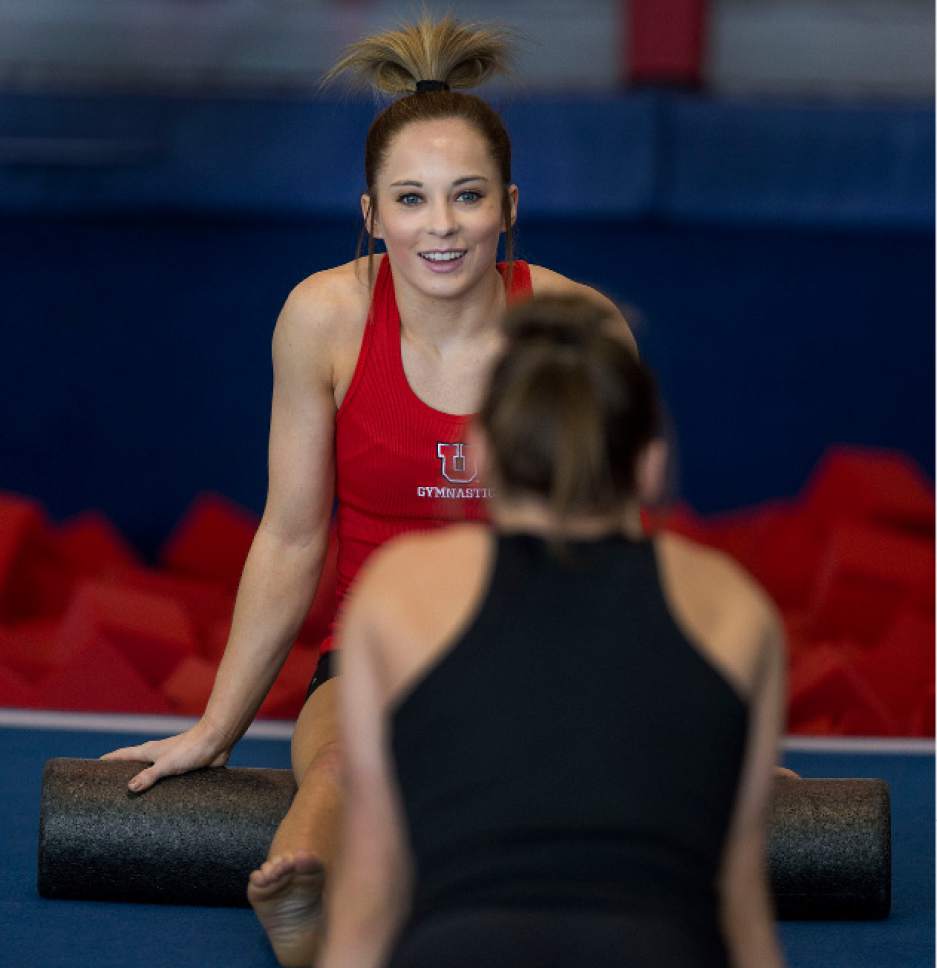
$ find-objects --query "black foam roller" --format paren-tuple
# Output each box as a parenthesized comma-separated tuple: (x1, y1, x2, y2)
(39, 760, 891, 918)
(38, 758, 297, 906)
(768, 777, 891, 919)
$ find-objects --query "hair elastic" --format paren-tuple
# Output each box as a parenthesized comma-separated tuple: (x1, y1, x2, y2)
(415, 79, 450, 92)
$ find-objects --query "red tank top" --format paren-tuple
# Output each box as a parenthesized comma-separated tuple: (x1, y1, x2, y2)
(321, 256, 533, 653)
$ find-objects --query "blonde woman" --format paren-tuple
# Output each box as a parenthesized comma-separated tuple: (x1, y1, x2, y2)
(103, 16, 634, 966)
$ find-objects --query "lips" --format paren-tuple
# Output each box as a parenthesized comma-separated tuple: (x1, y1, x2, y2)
(418, 249, 467, 273)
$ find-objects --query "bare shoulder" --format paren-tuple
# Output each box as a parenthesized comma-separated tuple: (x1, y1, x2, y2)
(354, 523, 489, 607)
(528, 265, 638, 355)
(278, 257, 373, 347)
(339, 525, 492, 701)
(655, 531, 783, 698)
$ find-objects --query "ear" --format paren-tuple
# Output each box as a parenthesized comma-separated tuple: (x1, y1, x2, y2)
(504, 184, 519, 230)
(361, 193, 383, 240)
(635, 438, 668, 507)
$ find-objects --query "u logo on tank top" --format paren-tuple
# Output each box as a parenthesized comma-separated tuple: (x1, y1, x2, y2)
(436, 442, 477, 484)
(415, 441, 493, 500)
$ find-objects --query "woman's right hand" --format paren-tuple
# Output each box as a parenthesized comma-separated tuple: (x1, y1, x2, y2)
(100, 722, 231, 793)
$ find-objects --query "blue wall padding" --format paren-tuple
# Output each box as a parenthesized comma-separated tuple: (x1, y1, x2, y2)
(0, 91, 932, 553)
(1, 215, 931, 555)
(0, 92, 931, 227)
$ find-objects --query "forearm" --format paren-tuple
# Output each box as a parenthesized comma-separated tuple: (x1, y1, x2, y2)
(320, 820, 409, 968)
(201, 521, 328, 748)
(722, 873, 785, 968)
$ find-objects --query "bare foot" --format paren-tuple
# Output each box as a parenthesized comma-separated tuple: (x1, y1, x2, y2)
(775, 766, 801, 779)
(248, 852, 326, 967)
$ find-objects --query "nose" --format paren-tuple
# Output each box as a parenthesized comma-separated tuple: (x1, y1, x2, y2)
(427, 198, 457, 237)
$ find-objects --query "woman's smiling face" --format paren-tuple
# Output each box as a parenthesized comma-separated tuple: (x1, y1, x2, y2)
(364, 117, 518, 298)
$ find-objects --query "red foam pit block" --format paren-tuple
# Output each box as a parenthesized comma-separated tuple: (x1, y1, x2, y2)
(909, 684, 935, 737)
(653, 502, 713, 544)
(702, 502, 825, 609)
(0, 618, 61, 681)
(0, 495, 75, 622)
(788, 643, 897, 736)
(257, 644, 319, 720)
(34, 637, 173, 714)
(202, 618, 232, 664)
(0, 493, 45, 588)
(0, 663, 39, 708)
(802, 447, 934, 534)
(162, 654, 217, 717)
(808, 524, 934, 642)
(116, 568, 235, 645)
(160, 494, 259, 587)
(57, 581, 198, 686)
(55, 512, 140, 576)
(852, 609, 935, 730)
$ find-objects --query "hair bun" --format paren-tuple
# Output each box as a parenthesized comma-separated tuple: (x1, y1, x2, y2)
(322, 14, 513, 96)
(504, 295, 615, 351)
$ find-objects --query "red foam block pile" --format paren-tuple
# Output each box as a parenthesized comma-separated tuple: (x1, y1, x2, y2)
(0, 493, 337, 720)
(0, 447, 932, 736)
(656, 447, 934, 737)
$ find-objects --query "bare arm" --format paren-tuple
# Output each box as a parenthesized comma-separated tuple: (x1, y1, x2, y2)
(719, 616, 787, 968)
(104, 279, 339, 788)
(320, 568, 412, 968)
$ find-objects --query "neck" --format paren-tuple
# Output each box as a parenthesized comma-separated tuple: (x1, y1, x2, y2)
(490, 496, 645, 541)
(391, 260, 506, 350)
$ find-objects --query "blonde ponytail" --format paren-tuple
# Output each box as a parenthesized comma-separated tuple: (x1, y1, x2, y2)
(323, 14, 512, 94)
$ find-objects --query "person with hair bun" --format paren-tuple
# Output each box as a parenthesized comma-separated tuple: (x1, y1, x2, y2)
(321, 293, 785, 968)
(102, 14, 635, 966)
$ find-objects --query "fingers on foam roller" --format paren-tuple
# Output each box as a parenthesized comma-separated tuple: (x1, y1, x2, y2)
(808, 525, 934, 643)
(803, 447, 934, 533)
(57, 581, 198, 685)
(38, 758, 297, 906)
(769, 778, 891, 919)
(160, 494, 259, 587)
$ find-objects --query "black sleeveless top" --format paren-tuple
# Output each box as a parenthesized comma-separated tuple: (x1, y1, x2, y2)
(390, 532, 748, 936)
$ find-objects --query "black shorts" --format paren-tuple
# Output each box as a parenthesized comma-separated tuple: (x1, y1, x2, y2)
(305, 649, 338, 701)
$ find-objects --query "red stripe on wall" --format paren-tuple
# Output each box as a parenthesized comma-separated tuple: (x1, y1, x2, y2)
(627, 0, 709, 86)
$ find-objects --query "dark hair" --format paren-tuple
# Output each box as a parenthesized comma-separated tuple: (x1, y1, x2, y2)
(322, 15, 515, 287)
(479, 295, 660, 521)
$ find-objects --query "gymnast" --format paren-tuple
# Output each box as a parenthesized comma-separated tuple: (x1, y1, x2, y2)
(319, 293, 786, 968)
(102, 15, 638, 966)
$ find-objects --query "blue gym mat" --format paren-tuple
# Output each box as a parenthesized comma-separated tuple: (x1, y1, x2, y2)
(1, 719, 932, 968)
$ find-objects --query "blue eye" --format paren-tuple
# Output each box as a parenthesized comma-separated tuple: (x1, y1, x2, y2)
(457, 190, 482, 203)
(397, 193, 422, 206)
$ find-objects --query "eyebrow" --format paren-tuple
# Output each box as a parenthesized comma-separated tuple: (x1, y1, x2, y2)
(389, 176, 490, 188)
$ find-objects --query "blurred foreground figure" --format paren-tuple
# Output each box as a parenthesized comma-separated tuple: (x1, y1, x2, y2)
(323, 293, 786, 968)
